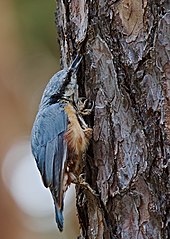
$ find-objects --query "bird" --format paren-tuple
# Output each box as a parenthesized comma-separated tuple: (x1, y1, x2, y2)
(31, 55, 93, 231)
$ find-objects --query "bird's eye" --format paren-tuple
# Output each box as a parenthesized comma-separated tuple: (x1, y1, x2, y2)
(49, 94, 59, 104)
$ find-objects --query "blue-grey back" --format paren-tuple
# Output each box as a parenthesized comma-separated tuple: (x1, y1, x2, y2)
(31, 103, 68, 188)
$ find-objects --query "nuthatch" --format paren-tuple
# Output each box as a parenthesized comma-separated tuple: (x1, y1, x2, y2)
(31, 55, 93, 231)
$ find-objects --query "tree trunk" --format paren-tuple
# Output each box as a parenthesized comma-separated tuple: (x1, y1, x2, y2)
(55, 1, 169, 238)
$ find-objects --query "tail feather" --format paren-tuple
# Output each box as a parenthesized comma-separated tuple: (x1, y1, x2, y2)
(51, 188, 64, 231)
(55, 205, 64, 232)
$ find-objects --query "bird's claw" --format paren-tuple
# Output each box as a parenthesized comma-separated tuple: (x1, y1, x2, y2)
(71, 173, 98, 197)
(77, 98, 94, 116)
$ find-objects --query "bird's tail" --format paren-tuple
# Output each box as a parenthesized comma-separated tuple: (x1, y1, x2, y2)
(55, 204, 64, 232)
(51, 189, 64, 231)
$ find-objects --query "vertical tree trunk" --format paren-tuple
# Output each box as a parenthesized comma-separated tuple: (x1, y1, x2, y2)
(56, 1, 169, 238)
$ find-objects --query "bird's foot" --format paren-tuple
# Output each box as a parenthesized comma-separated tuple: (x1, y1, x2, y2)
(77, 98, 94, 116)
(70, 173, 98, 197)
(78, 174, 98, 196)
(83, 127, 92, 140)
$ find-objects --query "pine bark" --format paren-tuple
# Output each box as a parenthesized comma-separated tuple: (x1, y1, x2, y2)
(55, 1, 170, 238)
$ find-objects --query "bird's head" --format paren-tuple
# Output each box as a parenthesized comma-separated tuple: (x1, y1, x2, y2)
(39, 55, 82, 108)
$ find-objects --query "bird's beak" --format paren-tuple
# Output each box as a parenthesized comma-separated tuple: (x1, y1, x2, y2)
(69, 55, 83, 73)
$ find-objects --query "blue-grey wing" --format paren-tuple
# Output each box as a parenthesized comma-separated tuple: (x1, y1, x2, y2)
(31, 103, 68, 189)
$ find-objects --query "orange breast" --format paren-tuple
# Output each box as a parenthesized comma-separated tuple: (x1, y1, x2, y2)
(64, 104, 91, 156)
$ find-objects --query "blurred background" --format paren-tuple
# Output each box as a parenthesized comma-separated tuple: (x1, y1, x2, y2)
(0, 1, 79, 238)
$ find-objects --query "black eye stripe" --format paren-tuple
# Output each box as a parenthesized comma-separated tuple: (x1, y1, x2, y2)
(49, 94, 60, 104)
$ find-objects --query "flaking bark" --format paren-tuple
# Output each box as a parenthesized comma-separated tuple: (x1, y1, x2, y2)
(55, 1, 170, 238)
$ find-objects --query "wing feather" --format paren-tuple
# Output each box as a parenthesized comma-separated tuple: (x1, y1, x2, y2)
(31, 103, 68, 190)
(53, 132, 67, 207)
(44, 139, 57, 187)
